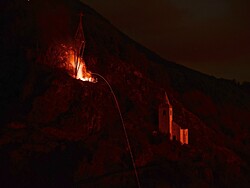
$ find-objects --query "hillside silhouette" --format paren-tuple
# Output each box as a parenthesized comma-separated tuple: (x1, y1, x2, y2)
(0, 0, 250, 187)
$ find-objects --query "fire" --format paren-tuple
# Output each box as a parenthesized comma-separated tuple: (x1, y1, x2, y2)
(68, 49, 97, 83)
(59, 44, 97, 83)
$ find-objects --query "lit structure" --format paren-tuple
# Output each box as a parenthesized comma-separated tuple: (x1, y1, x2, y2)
(159, 92, 188, 145)
(159, 92, 173, 138)
(74, 12, 86, 78)
(65, 13, 96, 83)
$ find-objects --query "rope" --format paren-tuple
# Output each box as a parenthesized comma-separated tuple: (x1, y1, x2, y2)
(92, 73, 141, 188)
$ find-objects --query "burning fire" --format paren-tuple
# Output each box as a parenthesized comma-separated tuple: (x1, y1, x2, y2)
(68, 49, 97, 83)
(60, 44, 97, 83)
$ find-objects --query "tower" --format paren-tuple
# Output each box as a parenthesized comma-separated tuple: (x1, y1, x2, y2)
(159, 92, 173, 139)
(74, 12, 86, 78)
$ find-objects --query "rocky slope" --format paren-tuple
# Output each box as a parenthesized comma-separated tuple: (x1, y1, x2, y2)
(0, 0, 250, 187)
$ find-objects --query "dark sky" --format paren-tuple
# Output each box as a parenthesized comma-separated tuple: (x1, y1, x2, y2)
(81, 0, 250, 82)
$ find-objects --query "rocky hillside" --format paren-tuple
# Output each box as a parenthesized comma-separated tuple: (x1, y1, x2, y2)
(0, 0, 250, 187)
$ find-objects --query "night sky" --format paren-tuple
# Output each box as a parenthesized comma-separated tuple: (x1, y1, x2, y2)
(81, 0, 250, 82)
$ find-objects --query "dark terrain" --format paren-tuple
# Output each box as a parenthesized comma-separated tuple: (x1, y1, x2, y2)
(0, 0, 250, 187)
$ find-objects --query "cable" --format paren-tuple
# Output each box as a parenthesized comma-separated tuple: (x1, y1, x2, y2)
(92, 73, 141, 188)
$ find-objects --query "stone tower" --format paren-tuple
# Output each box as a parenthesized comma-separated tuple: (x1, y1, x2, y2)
(159, 92, 173, 139)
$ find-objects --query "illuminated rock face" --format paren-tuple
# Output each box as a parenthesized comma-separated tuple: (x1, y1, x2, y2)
(159, 93, 188, 145)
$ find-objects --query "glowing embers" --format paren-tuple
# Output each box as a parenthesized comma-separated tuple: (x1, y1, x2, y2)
(61, 44, 97, 83)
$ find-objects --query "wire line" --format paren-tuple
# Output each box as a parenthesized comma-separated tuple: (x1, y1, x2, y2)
(92, 73, 141, 188)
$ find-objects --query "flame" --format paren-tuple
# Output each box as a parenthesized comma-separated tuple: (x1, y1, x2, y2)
(70, 53, 97, 83)
(59, 44, 97, 83)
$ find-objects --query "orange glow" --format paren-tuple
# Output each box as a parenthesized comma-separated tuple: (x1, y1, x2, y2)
(60, 44, 97, 83)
